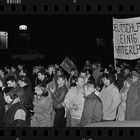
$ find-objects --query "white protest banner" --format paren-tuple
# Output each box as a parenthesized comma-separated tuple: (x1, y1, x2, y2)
(113, 17, 140, 60)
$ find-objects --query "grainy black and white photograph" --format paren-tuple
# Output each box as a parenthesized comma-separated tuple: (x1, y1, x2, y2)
(0, 8, 140, 129)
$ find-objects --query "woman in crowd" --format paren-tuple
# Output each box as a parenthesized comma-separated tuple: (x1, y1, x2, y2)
(31, 84, 53, 127)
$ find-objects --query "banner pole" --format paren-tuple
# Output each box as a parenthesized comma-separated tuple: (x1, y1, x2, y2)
(114, 58, 117, 81)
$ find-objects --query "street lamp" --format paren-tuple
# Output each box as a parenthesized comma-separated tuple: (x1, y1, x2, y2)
(19, 25, 27, 31)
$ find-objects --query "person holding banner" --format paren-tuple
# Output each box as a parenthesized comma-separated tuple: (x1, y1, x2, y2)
(50, 75, 68, 127)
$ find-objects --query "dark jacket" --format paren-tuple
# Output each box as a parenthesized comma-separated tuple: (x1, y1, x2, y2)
(52, 85, 68, 109)
(4, 102, 27, 127)
(0, 88, 5, 127)
(80, 92, 103, 126)
(125, 81, 140, 120)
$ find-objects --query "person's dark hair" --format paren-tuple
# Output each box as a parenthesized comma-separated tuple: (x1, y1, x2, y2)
(58, 74, 67, 81)
(3, 87, 18, 99)
(101, 73, 114, 83)
(80, 69, 86, 74)
(0, 67, 6, 74)
(5, 65, 10, 70)
(22, 68, 28, 74)
(5, 76, 17, 84)
(87, 75, 96, 86)
(10, 65, 16, 69)
(17, 76, 28, 84)
(85, 68, 93, 75)
(37, 70, 46, 76)
(87, 76, 96, 87)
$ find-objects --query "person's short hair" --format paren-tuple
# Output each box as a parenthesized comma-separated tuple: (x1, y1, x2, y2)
(5, 76, 17, 84)
(3, 87, 18, 99)
(58, 74, 67, 80)
(0, 67, 5, 73)
(85, 68, 93, 75)
(37, 70, 46, 76)
(10, 65, 16, 69)
(17, 76, 28, 83)
(22, 68, 28, 74)
(101, 73, 114, 83)
(84, 82, 95, 89)
(80, 69, 86, 74)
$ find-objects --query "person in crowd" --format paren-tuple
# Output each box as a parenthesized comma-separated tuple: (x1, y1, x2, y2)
(5, 65, 17, 79)
(36, 70, 48, 87)
(50, 75, 68, 127)
(117, 66, 126, 91)
(53, 68, 64, 87)
(100, 73, 121, 121)
(17, 76, 34, 109)
(85, 69, 95, 84)
(80, 81, 103, 126)
(19, 68, 28, 77)
(0, 68, 6, 87)
(83, 60, 92, 70)
(0, 80, 5, 126)
(0, 68, 5, 79)
(48, 65, 56, 80)
(18, 64, 24, 71)
(92, 62, 102, 85)
(31, 84, 53, 127)
(5, 76, 18, 88)
(125, 71, 140, 120)
(3, 87, 27, 127)
(116, 77, 132, 121)
(68, 68, 78, 89)
(62, 76, 85, 127)
(4, 66, 10, 75)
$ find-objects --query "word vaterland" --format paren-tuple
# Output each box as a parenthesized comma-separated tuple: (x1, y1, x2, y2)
(7, 0, 21, 4)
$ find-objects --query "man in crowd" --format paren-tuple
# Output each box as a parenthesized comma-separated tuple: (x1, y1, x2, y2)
(125, 71, 140, 120)
(51, 75, 68, 127)
(36, 70, 48, 87)
(100, 73, 121, 121)
(3, 87, 27, 126)
(62, 76, 85, 127)
(80, 81, 103, 126)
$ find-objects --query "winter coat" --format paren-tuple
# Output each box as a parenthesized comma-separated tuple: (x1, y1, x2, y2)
(31, 94, 54, 127)
(80, 92, 103, 126)
(125, 81, 140, 120)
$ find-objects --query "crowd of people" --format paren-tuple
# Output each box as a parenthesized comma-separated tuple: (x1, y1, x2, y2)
(0, 59, 140, 127)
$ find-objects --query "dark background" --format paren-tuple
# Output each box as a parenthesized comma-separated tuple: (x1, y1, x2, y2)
(0, 15, 131, 68)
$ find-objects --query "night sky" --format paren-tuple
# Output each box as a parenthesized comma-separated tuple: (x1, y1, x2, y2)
(0, 15, 120, 67)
